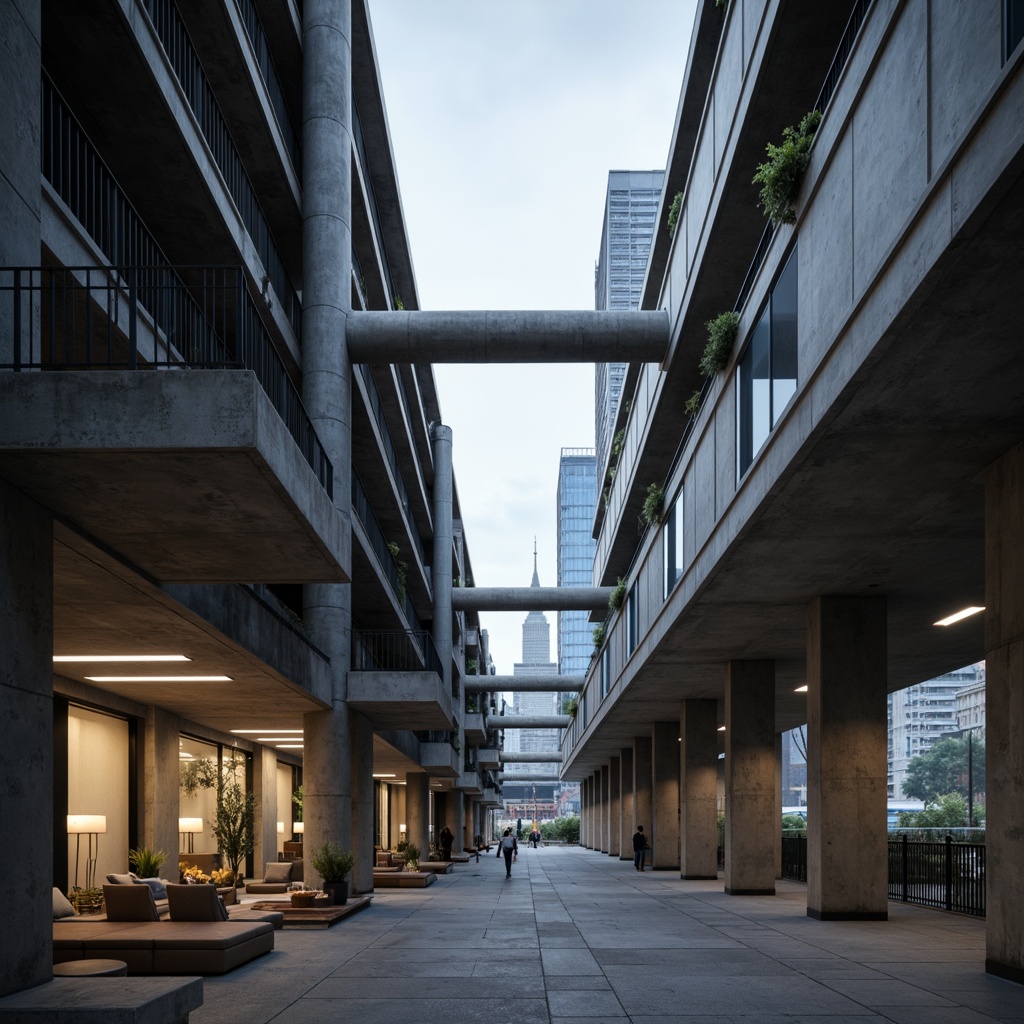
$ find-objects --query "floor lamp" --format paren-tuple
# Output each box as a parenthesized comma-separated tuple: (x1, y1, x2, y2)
(179, 817, 203, 854)
(67, 814, 107, 890)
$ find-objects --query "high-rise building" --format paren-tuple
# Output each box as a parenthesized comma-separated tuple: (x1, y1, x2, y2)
(557, 449, 598, 679)
(594, 170, 664, 483)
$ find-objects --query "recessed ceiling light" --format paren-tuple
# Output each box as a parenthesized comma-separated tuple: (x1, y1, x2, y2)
(717, 726, 726, 732)
(372, 773, 396, 778)
(230, 729, 303, 734)
(934, 606, 985, 627)
(255, 737, 304, 743)
(54, 654, 191, 663)
(795, 685, 808, 693)
(276, 744, 304, 750)
(84, 675, 232, 682)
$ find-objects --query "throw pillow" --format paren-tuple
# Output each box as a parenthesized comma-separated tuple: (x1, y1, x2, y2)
(264, 861, 292, 883)
(133, 877, 168, 900)
(106, 873, 135, 886)
(52, 887, 77, 919)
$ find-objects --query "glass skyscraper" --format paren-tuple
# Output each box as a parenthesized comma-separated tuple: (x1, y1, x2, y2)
(594, 169, 665, 484)
(557, 448, 597, 678)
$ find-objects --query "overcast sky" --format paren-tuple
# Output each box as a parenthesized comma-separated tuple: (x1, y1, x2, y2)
(366, 0, 697, 672)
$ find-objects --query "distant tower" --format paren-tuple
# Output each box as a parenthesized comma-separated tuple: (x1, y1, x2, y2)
(594, 169, 665, 492)
(557, 449, 597, 678)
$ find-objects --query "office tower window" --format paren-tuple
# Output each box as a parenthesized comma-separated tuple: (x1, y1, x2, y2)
(663, 496, 684, 597)
(600, 645, 611, 699)
(626, 587, 639, 656)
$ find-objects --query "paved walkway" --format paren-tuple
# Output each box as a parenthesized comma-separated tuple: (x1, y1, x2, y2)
(194, 845, 1024, 1023)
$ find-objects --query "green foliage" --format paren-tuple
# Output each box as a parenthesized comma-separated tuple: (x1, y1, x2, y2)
(641, 482, 665, 525)
(684, 389, 702, 416)
(393, 294, 405, 310)
(896, 793, 970, 830)
(609, 577, 626, 611)
(903, 736, 985, 803)
(293, 784, 303, 818)
(387, 541, 408, 603)
(212, 779, 256, 883)
(466, 658, 478, 674)
(310, 841, 354, 883)
(402, 841, 420, 871)
(781, 814, 807, 833)
(700, 312, 739, 376)
(128, 847, 168, 878)
(611, 428, 625, 459)
(539, 816, 580, 844)
(561, 696, 579, 717)
(752, 110, 822, 224)
(179, 757, 218, 798)
(667, 191, 683, 238)
(592, 623, 606, 649)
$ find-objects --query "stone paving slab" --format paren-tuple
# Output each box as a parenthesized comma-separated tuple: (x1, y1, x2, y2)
(189, 846, 1024, 1024)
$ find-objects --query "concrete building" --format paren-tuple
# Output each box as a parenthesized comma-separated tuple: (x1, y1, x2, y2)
(594, 170, 664, 490)
(0, 0, 502, 1009)
(563, 0, 1024, 986)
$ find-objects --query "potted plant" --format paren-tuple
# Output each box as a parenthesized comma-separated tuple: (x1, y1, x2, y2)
(402, 841, 420, 872)
(211, 778, 255, 886)
(128, 846, 168, 879)
(310, 841, 354, 905)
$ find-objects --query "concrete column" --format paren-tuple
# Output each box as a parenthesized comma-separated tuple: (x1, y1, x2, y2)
(252, 744, 278, 879)
(806, 596, 887, 920)
(651, 721, 680, 870)
(633, 735, 653, 842)
(405, 772, 430, 862)
(724, 662, 776, 895)
(143, 707, 181, 871)
(0, 0, 41, 365)
(431, 425, 454, 708)
(775, 734, 783, 880)
(0, 481, 51, 996)
(350, 711, 374, 893)
(986, 443, 1024, 981)
(462, 794, 473, 849)
(595, 768, 605, 852)
(301, 0, 355, 876)
(607, 756, 621, 856)
(680, 699, 719, 880)
(618, 747, 634, 860)
(450, 789, 466, 854)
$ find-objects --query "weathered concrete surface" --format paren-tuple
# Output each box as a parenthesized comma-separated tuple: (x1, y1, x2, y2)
(465, 675, 584, 692)
(499, 752, 564, 763)
(347, 671, 453, 730)
(452, 588, 612, 612)
(0, 371, 347, 583)
(347, 309, 669, 363)
(618, 746, 634, 860)
(607, 755, 621, 857)
(633, 735, 653, 853)
(485, 715, 571, 730)
(651, 722, 680, 870)
(680, 699, 718, 880)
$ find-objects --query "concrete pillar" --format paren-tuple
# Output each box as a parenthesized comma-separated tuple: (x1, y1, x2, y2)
(651, 721, 680, 870)
(680, 699, 719, 880)
(775, 734, 783, 880)
(595, 768, 605, 852)
(583, 776, 592, 848)
(143, 707, 181, 872)
(0, 0, 41, 365)
(301, 0, 355, 875)
(618, 747, 634, 860)
(633, 735, 653, 843)
(252, 744, 278, 879)
(806, 596, 887, 920)
(350, 711, 374, 893)
(607, 756, 621, 856)
(724, 661, 776, 895)
(405, 772, 430, 862)
(0, 481, 51, 996)
(450, 789, 466, 854)
(431, 424, 454, 707)
(985, 443, 1024, 981)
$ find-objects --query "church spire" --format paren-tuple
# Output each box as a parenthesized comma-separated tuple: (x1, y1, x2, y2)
(531, 537, 540, 588)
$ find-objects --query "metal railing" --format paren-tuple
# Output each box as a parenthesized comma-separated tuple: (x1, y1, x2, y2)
(351, 629, 442, 679)
(0, 264, 331, 497)
(138, 0, 301, 339)
(779, 834, 985, 917)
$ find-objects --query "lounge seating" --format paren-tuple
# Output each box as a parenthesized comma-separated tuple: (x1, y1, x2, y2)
(103, 882, 161, 921)
(245, 860, 299, 894)
(372, 870, 435, 888)
(166, 882, 228, 921)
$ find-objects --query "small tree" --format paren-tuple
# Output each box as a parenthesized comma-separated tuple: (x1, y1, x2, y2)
(896, 793, 969, 830)
(903, 737, 985, 803)
(212, 779, 255, 884)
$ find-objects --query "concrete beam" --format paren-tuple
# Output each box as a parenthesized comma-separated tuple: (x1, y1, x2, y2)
(486, 715, 571, 730)
(465, 675, 584, 693)
(500, 752, 564, 763)
(452, 587, 612, 612)
(497, 774, 562, 783)
(347, 309, 669, 363)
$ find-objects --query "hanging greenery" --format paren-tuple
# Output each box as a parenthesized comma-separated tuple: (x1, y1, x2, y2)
(609, 578, 626, 611)
(387, 540, 408, 603)
(592, 623, 606, 650)
(667, 191, 683, 237)
(752, 110, 822, 224)
(641, 482, 665, 526)
(685, 390, 702, 416)
(699, 312, 740, 376)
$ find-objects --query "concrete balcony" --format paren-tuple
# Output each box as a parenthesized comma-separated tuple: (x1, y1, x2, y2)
(480, 785, 501, 808)
(463, 713, 486, 745)
(476, 748, 500, 769)
(347, 672, 453, 730)
(419, 742, 460, 778)
(457, 770, 483, 796)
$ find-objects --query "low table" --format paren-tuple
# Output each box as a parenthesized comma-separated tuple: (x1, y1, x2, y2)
(53, 958, 127, 978)
(250, 895, 372, 928)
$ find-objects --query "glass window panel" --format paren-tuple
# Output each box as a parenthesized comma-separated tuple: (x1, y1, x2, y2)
(737, 307, 771, 475)
(771, 250, 798, 424)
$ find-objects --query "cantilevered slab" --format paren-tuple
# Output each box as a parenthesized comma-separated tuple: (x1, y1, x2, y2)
(347, 310, 668, 363)
(451, 587, 611, 612)
(464, 712, 486, 745)
(347, 671, 453, 730)
(0, 371, 347, 582)
(419, 741, 460, 777)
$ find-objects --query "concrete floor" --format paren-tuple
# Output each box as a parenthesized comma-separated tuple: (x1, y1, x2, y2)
(193, 846, 1024, 1023)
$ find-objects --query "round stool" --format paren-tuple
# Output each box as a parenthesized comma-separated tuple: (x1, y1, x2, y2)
(53, 959, 128, 978)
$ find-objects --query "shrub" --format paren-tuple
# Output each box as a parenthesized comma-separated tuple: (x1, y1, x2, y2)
(641, 482, 665, 525)
(561, 696, 579, 717)
(128, 847, 168, 878)
(310, 841, 354, 883)
(611, 428, 625, 459)
(609, 577, 626, 611)
(684, 389, 702, 416)
(752, 110, 822, 224)
(592, 624, 606, 649)
(700, 312, 739, 376)
(667, 191, 683, 237)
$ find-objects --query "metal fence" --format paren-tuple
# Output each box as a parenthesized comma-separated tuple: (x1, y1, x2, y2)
(351, 629, 442, 679)
(779, 834, 985, 917)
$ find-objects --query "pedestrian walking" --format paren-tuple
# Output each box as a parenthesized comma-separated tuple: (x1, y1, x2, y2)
(497, 828, 518, 878)
(632, 824, 648, 871)
(529, 828, 541, 849)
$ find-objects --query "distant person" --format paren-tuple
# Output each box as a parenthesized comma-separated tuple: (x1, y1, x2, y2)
(497, 828, 518, 879)
(439, 826, 454, 860)
(529, 828, 541, 849)
(632, 825, 648, 871)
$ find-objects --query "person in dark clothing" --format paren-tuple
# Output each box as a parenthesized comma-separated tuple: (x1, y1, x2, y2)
(529, 829, 541, 849)
(632, 825, 648, 871)
(439, 826, 454, 860)
(497, 828, 518, 878)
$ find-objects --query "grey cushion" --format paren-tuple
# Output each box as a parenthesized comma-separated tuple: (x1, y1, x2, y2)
(106, 872, 135, 886)
(52, 888, 77, 919)
(263, 861, 292, 883)
(166, 883, 229, 921)
(102, 883, 160, 921)
(133, 877, 168, 900)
